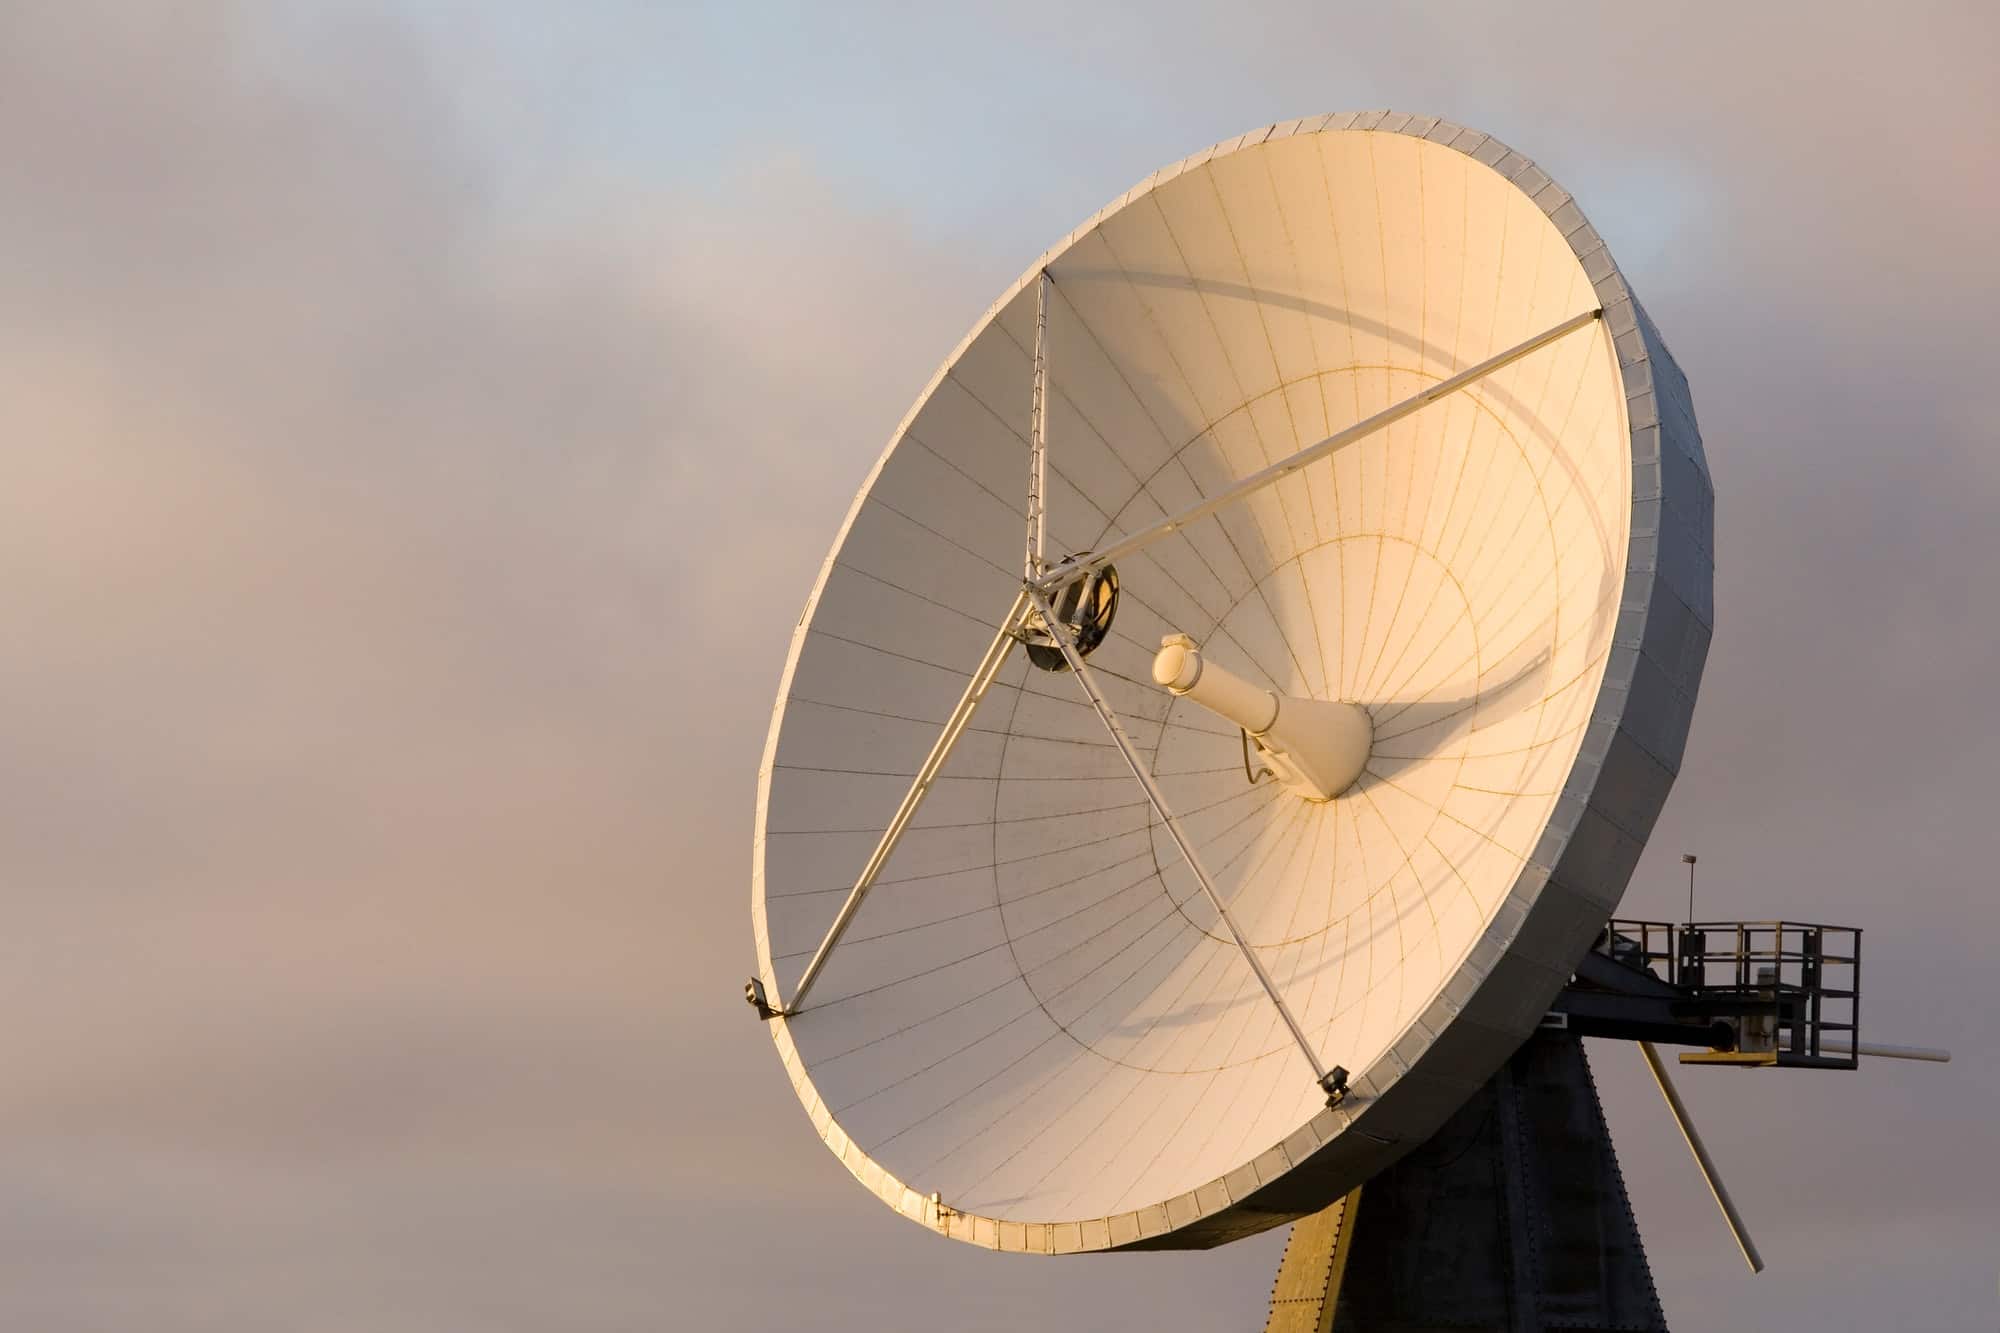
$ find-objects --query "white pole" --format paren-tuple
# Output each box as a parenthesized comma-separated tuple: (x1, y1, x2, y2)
(1639, 1041, 1765, 1274)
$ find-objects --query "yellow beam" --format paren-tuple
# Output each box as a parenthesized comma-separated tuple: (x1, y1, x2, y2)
(1263, 1188, 1362, 1333)
(1677, 1051, 1777, 1067)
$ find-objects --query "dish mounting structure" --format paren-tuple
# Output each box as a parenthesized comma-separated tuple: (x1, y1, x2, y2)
(743, 115, 1948, 1315)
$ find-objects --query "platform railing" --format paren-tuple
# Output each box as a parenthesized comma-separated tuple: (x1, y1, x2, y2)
(1594, 919, 1862, 1069)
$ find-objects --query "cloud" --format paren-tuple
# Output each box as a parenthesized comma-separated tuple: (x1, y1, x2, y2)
(1, 2, 1994, 1330)
(0, 5, 1019, 1322)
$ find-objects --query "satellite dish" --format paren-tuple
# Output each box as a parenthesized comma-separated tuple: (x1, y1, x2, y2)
(749, 110, 1713, 1253)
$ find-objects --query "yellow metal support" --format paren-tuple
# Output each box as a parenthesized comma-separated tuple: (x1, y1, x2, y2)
(1263, 1188, 1362, 1333)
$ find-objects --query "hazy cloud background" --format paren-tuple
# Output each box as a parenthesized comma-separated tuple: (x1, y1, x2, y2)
(1, 2, 1994, 1329)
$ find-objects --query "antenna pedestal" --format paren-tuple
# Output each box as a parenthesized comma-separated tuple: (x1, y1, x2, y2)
(1264, 1030, 1667, 1333)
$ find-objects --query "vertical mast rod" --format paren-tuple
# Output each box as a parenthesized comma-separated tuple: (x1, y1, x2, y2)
(1025, 269, 1051, 580)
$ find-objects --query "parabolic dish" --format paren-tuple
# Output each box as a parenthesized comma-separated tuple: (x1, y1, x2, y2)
(750, 111, 1713, 1252)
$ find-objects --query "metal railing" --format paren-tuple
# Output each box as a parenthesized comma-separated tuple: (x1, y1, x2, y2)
(1594, 919, 1861, 1069)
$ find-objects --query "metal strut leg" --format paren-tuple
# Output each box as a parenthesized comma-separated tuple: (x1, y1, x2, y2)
(1025, 269, 1051, 580)
(1033, 308, 1603, 594)
(1026, 587, 1338, 1097)
(785, 590, 1033, 1014)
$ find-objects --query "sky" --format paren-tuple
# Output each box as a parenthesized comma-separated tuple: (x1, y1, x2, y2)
(1, 2, 1995, 1329)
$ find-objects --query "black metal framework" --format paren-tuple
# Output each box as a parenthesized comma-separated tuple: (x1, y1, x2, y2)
(1553, 919, 1862, 1070)
(1266, 1030, 1668, 1333)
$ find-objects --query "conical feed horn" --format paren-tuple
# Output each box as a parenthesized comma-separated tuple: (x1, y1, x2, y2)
(1639, 1041, 1765, 1273)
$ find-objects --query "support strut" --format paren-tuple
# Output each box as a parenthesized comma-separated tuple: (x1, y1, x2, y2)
(1026, 586, 1342, 1101)
(1033, 308, 1602, 593)
(1025, 269, 1051, 580)
(784, 590, 1032, 1014)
